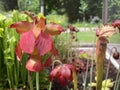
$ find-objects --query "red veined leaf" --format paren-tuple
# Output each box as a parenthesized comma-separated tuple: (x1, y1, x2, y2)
(35, 32, 52, 55)
(15, 42, 22, 64)
(10, 21, 34, 34)
(19, 30, 35, 54)
(44, 55, 52, 67)
(26, 55, 44, 72)
(44, 23, 63, 35)
(37, 17, 45, 30)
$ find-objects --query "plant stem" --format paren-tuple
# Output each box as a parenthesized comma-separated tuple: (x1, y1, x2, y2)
(83, 59, 89, 90)
(48, 82, 52, 90)
(72, 70, 78, 90)
(114, 59, 120, 90)
(116, 74, 120, 90)
(36, 72, 39, 90)
(89, 31, 97, 90)
(104, 47, 117, 90)
(28, 71, 34, 90)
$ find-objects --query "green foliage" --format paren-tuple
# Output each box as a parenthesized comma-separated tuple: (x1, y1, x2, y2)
(0, 1, 4, 12)
(18, 0, 40, 13)
(78, 50, 88, 59)
(84, 0, 102, 20)
(39, 70, 50, 89)
(108, 0, 120, 22)
(1, 0, 103, 22)
(88, 78, 114, 90)
(46, 0, 102, 22)
(0, 14, 6, 22)
(0, 10, 53, 89)
(79, 0, 88, 14)
(79, 0, 88, 21)
(1, 0, 18, 11)
(46, 0, 82, 22)
(0, 28, 4, 37)
(12, 10, 31, 22)
(46, 11, 68, 27)
(0, 10, 31, 89)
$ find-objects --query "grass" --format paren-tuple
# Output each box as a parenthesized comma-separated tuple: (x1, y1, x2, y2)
(109, 33, 120, 43)
(60, 31, 120, 44)
(76, 31, 96, 43)
(73, 22, 102, 28)
(70, 22, 120, 44)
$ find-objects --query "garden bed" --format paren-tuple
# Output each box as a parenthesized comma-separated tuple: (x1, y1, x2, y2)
(49, 44, 120, 90)
(51, 59, 119, 90)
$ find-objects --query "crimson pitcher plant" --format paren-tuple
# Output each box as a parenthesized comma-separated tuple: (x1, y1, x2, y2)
(10, 15, 64, 72)
(96, 19, 120, 90)
(50, 63, 78, 90)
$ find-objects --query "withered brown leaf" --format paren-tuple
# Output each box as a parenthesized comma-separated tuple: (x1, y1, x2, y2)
(97, 24, 116, 38)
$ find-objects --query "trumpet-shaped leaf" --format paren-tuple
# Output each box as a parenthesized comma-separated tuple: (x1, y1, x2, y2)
(61, 65, 72, 82)
(10, 21, 33, 34)
(50, 64, 76, 86)
(26, 55, 44, 72)
(44, 23, 63, 35)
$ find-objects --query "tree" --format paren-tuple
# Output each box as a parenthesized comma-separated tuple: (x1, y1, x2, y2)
(108, 0, 120, 22)
(1, 0, 18, 11)
(0, 0, 4, 11)
(79, 0, 88, 22)
(85, 0, 102, 21)
(45, 0, 102, 22)
(18, 0, 40, 13)
(1, 0, 103, 23)
(46, 0, 80, 22)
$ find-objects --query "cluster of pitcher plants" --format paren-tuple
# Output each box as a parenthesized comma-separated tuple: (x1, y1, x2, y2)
(0, 10, 120, 90)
